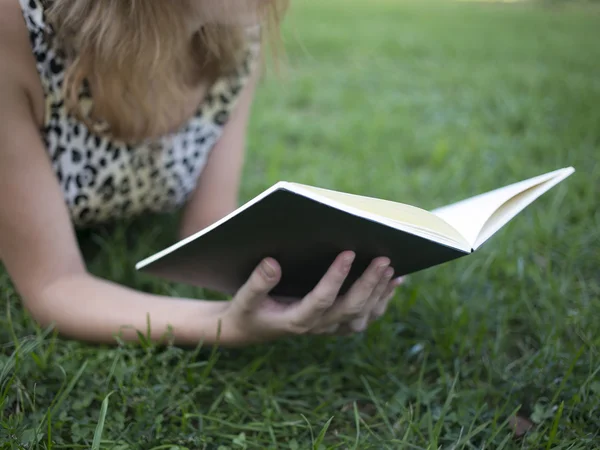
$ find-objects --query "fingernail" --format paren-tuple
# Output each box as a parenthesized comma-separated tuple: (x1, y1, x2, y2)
(384, 267, 394, 279)
(377, 260, 390, 274)
(393, 276, 405, 286)
(343, 253, 355, 272)
(262, 259, 277, 278)
(350, 318, 368, 332)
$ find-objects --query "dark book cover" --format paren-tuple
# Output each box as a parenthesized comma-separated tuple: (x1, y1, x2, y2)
(138, 187, 468, 298)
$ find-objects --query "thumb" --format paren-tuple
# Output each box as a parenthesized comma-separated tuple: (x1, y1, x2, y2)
(236, 258, 281, 310)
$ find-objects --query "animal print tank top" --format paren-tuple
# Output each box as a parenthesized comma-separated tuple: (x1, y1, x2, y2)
(18, 0, 260, 227)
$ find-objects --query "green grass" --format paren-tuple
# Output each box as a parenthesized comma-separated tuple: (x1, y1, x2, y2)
(2, 0, 600, 448)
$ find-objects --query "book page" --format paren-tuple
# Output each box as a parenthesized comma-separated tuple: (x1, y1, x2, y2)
(287, 183, 471, 251)
(473, 168, 574, 249)
(431, 167, 575, 250)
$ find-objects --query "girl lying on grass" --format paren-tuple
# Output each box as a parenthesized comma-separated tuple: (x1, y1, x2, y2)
(0, 0, 404, 347)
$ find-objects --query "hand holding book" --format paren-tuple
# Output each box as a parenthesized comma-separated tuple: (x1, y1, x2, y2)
(217, 251, 404, 342)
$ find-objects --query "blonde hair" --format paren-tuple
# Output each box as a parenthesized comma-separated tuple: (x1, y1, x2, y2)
(43, 0, 286, 144)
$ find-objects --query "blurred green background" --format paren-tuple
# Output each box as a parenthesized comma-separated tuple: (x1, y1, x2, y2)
(2, 0, 599, 448)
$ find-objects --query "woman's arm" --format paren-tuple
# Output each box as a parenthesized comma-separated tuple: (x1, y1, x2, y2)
(179, 61, 261, 239)
(0, 69, 253, 346)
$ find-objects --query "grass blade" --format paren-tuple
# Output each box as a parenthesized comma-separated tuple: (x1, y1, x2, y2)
(546, 401, 564, 450)
(92, 391, 115, 450)
(313, 416, 334, 449)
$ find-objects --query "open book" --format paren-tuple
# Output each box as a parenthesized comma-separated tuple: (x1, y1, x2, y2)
(136, 167, 575, 298)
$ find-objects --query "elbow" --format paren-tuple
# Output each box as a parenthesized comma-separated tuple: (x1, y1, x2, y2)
(17, 272, 89, 333)
(19, 289, 60, 331)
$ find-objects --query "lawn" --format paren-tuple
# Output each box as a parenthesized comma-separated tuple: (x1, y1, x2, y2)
(2, 0, 599, 448)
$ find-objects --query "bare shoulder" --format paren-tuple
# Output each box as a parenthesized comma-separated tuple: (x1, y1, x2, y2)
(0, 0, 45, 126)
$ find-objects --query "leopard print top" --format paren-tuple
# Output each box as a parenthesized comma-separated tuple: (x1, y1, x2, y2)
(19, 0, 260, 227)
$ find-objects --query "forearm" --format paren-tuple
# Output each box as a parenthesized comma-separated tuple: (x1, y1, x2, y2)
(179, 201, 237, 239)
(26, 273, 246, 346)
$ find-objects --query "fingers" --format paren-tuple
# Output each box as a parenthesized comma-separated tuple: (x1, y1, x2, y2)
(336, 274, 403, 334)
(342, 257, 390, 319)
(312, 323, 340, 335)
(323, 257, 390, 326)
(236, 253, 401, 339)
(370, 276, 403, 321)
(348, 266, 394, 332)
(392, 276, 406, 287)
(235, 258, 281, 311)
(287, 251, 355, 331)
